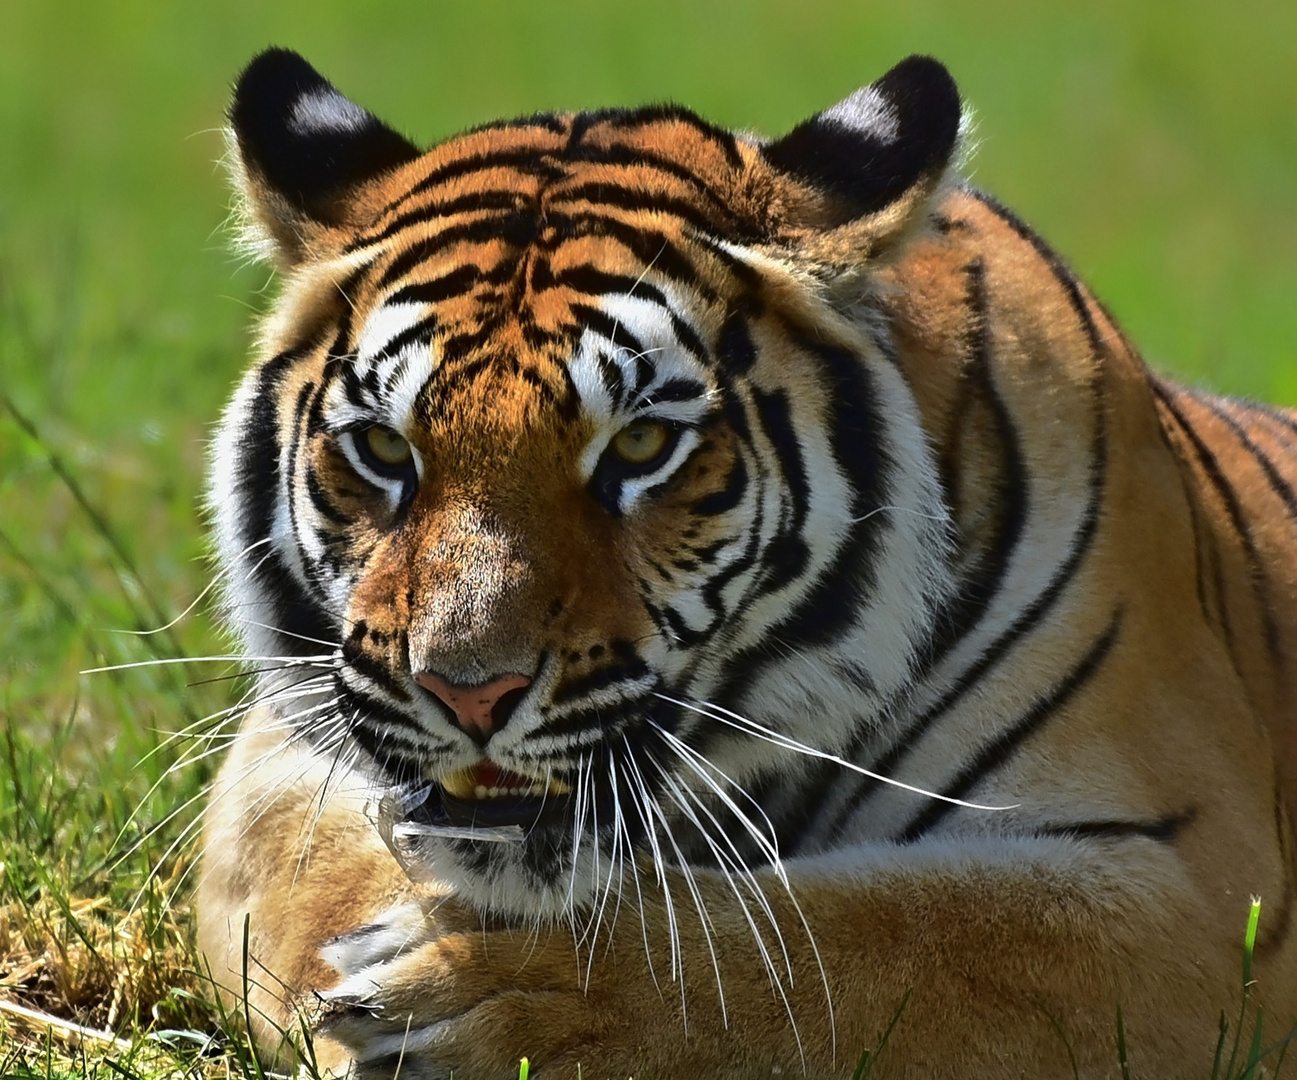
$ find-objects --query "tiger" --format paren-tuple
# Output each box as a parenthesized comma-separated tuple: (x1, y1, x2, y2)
(196, 47, 1297, 1079)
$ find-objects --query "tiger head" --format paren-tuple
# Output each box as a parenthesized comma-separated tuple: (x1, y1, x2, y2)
(212, 49, 963, 917)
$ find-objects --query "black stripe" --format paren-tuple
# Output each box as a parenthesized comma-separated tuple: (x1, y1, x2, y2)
(552, 264, 709, 362)
(341, 620, 412, 703)
(829, 403, 1109, 839)
(595, 348, 627, 409)
(761, 337, 885, 644)
(284, 380, 319, 582)
(563, 132, 745, 205)
(1152, 381, 1280, 662)
(304, 466, 349, 526)
(750, 387, 811, 594)
(368, 315, 437, 365)
(925, 260, 1028, 671)
(659, 602, 717, 647)
(1152, 391, 1216, 626)
(703, 343, 887, 745)
(521, 362, 579, 421)
(550, 265, 670, 308)
(692, 453, 748, 517)
(970, 190, 1107, 357)
(1035, 808, 1195, 843)
(535, 704, 635, 742)
(568, 302, 647, 358)
(347, 708, 432, 755)
(1258, 789, 1295, 957)
(549, 660, 651, 708)
(374, 217, 527, 292)
(373, 149, 563, 225)
(554, 181, 745, 240)
(1252, 401, 1297, 444)
(384, 265, 487, 310)
(433, 320, 505, 368)
(688, 230, 767, 292)
(465, 112, 568, 137)
(325, 268, 368, 359)
(716, 309, 757, 375)
(643, 378, 707, 405)
(601, 103, 745, 169)
(1200, 394, 1297, 522)
(356, 191, 532, 250)
(898, 609, 1123, 842)
(234, 349, 338, 656)
(547, 213, 714, 301)
(236, 349, 301, 554)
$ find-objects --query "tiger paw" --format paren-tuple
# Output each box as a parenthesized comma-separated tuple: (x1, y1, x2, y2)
(313, 904, 632, 1080)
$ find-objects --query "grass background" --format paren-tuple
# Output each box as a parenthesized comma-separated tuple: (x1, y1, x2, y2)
(2, 0, 1295, 1074)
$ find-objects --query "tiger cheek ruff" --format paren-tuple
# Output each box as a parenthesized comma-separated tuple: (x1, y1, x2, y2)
(196, 48, 1297, 1078)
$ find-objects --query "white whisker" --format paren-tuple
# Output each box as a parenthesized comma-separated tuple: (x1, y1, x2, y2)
(656, 693, 1018, 812)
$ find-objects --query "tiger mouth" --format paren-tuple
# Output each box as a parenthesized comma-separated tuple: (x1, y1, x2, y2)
(433, 762, 572, 829)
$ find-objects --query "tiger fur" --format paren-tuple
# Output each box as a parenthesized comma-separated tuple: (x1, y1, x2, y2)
(196, 49, 1297, 1078)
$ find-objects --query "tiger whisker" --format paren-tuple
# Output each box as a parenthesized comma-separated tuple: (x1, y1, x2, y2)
(565, 752, 593, 931)
(110, 535, 274, 638)
(613, 757, 663, 996)
(117, 674, 340, 858)
(620, 742, 690, 1028)
(653, 763, 810, 1061)
(656, 692, 1018, 812)
(239, 619, 344, 651)
(649, 721, 836, 1058)
(647, 721, 785, 882)
(850, 503, 949, 526)
(580, 754, 623, 987)
(295, 716, 365, 889)
(626, 744, 728, 1030)
(82, 652, 335, 675)
(646, 745, 794, 985)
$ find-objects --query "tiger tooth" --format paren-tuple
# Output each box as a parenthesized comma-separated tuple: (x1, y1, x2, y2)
(435, 766, 573, 802)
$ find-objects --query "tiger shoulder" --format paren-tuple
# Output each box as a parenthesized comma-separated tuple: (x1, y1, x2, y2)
(196, 48, 1297, 1078)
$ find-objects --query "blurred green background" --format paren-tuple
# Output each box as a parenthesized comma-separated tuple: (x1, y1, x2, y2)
(2, 0, 1296, 722)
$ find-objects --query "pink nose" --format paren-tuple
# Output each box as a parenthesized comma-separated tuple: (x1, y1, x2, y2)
(415, 671, 532, 739)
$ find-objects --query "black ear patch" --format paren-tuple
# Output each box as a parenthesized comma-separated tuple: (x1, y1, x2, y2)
(230, 48, 421, 223)
(763, 55, 961, 220)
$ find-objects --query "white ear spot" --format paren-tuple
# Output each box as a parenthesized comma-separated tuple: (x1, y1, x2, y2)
(289, 88, 371, 136)
(820, 86, 900, 144)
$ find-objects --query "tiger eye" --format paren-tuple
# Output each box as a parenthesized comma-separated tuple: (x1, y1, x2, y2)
(611, 420, 670, 465)
(364, 425, 414, 468)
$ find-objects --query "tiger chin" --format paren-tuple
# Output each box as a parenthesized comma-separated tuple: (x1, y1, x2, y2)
(196, 47, 1297, 1079)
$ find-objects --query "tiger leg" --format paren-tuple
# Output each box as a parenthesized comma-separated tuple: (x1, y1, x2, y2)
(313, 838, 1291, 1080)
(195, 705, 425, 1073)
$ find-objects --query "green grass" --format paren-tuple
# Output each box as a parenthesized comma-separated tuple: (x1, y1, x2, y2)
(2, 0, 1297, 1075)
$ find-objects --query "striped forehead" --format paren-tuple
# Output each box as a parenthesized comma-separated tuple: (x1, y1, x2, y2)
(328, 274, 717, 437)
(317, 110, 754, 433)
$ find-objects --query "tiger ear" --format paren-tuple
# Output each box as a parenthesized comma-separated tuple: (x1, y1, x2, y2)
(228, 48, 421, 268)
(761, 55, 962, 240)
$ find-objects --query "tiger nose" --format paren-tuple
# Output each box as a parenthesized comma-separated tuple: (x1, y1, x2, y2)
(415, 671, 532, 742)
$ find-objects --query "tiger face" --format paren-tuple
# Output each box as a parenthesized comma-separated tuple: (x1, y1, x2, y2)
(213, 51, 961, 916)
